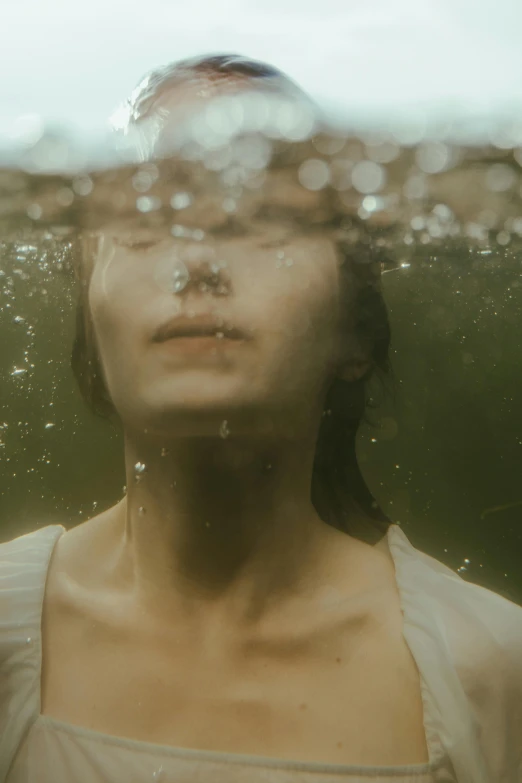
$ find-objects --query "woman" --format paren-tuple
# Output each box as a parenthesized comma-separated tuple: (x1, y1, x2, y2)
(1, 54, 521, 783)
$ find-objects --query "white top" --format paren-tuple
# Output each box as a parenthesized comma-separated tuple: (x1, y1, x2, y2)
(0, 522, 521, 783)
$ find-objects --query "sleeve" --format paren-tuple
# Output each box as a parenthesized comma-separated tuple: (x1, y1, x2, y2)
(389, 523, 522, 783)
(446, 578, 522, 783)
(0, 526, 64, 782)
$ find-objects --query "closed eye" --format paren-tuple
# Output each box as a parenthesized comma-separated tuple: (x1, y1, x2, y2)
(114, 238, 161, 251)
(210, 221, 249, 239)
(259, 239, 289, 249)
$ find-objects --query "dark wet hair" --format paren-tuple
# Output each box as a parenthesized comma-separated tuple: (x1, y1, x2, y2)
(71, 54, 393, 545)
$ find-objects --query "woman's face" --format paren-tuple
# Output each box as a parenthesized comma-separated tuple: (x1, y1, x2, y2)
(87, 212, 355, 438)
(87, 80, 358, 439)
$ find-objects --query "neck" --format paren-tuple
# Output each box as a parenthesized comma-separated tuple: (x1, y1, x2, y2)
(107, 430, 358, 632)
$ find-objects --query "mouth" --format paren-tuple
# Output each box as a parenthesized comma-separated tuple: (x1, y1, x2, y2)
(153, 316, 247, 343)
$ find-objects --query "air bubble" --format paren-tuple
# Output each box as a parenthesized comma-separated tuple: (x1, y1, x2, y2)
(138, 506, 146, 515)
(161, 447, 169, 456)
(132, 170, 157, 193)
(223, 198, 237, 213)
(44, 422, 55, 429)
(136, 195, 162, 213)
(219, 420, 230, 439)
(11, 368, 27, 376)
(171, 224, 189, 238)
(416, 143, 450, 174)
(351, 161, 386, 194)
(298, 159, 330, 190)
(485, 164, 516, 193)
(27, 204, 42, 220)
(72, 175, 93, 196)
(172, 262, 190, 292)
(170, 192, 193, 210)
(134, 462, 147, 482)
(56, 187, 74, 207)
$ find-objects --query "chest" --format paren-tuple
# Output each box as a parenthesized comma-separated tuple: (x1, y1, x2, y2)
(40, 585, 430, 767)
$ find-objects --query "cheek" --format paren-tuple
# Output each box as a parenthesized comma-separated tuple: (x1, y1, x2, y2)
(252, 242, 342, 342)
(88, 248, 152, 360)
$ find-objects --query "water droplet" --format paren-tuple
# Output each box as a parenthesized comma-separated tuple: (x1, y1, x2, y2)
(26, 636, 33, 644)
(44, 422, 55, 429)
(416, 143, 451, 174)
(298, 159, 330, 190)
(464, 558, 471, 565)
(219, 420, 230, 439)
(172, 261, 190, 292)
(26, 203, 42, 220)
(161, 447, 169, 457)
(138, 506, 146, 515)
(56, 187, 74, 207)
(11, 367, 27, 376)
(13, 316, 25, 324)
(136, 195, 162, 213)
(72, 175, 93, 196)
(122, 485, 127, 495)
(132, 169, 157, 193)
(152, 765, 165, 780)
(134, 462, 147, 482)
(170, 192, 193, 210)
(222, 198, 237, 213)
(351, 161, 386, 194)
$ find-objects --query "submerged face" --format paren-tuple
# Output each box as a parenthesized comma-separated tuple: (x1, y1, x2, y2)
(86, 77, 360, 439)
(87, 215, 353, 438)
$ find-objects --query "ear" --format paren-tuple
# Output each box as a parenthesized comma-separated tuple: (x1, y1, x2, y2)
(336, 360, 372, 383)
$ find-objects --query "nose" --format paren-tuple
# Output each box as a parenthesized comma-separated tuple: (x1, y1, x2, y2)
(173, 242, 231, 296)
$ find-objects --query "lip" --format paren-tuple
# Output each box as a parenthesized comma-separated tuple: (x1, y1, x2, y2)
(153, 314, 248, 343)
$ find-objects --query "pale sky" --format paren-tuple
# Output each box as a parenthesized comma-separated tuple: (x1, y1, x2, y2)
(2, 0, 522, 136)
